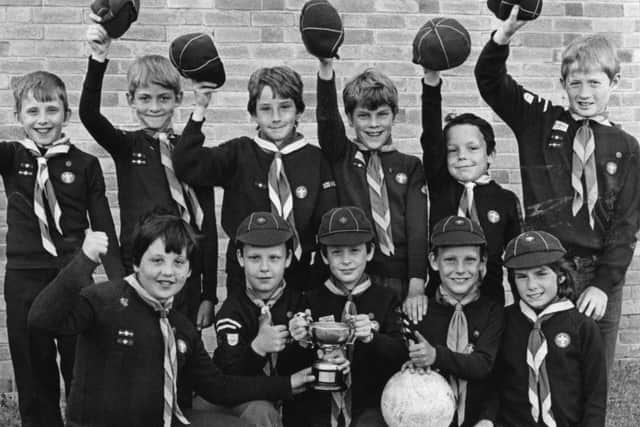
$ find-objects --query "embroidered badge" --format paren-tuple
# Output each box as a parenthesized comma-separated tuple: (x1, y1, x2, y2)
(119, 297, 129, 307)
(487, 210, 501, 224)
(65, 160, 72, 167)
(177, 339, 187, 354)
(116, 329, 134, 346)
(523, 92, 534, 104)
(255, 181, 266, 189)
(395, 172, 408, 184)
(473, 330, 480, 338)
(552, 121, 569, 132)
(339, 216, 348, 224)
(61, 171, 75, 184)
(606, 162, 618, 175)
(322, 180, 336, 190)
(295, 185, 308, 199)
(554, 332, 571, 349)
(525, 235, 535, 242)
(616, 151, 622, 159)
(227, 333, 239, 346)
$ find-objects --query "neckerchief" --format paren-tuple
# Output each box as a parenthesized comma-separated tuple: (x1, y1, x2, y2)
(519, 298, 575, 427)
(457, 174, 492, 225)
(19, 136, 71, 256)
(124, 274, 189, 427)
(435, 284, 481, 425)
(254, 134, 307, 260)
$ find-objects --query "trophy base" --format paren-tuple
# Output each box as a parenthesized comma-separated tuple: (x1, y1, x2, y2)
(312, 361, 346, 392)
(312, 382, 345, 392)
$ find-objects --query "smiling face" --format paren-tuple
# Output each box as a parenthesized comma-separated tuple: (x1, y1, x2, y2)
(429, 245, 485, 299)
(348, 104, 395, 150)
(445, 124, 494, 183)
(514, 265, 562, 312)
(237, 243, 291, 299)
(127, 83, 182, 131)
(133, 238, 191, 302)
(562, 65, 619, 118)
(322, 243, 374, 290)
(252, 86, 301, 147)
(17, 91, 70, 147)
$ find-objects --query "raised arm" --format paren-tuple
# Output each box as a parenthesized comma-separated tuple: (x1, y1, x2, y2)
(420, 69, 449, 185)
(316, 58, 350, 161)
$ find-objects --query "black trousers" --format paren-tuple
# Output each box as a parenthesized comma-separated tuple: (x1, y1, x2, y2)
(5, 268, 76, 427)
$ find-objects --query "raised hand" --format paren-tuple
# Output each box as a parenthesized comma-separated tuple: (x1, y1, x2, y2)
(86, 24, 111, 61)
(82, 229, 108, 263)
(251, 311, 290, 356)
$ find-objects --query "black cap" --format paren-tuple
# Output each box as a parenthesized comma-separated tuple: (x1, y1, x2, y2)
(431, 216, 486, 248)
(504, 231, 566, 269)
(317, 206, 374, 246)
(90, 0, 140, 39)
(299, 0, 344, 59)
(411, 17, 471, 71)
(235, 212, 293, 247)
(487, 0, 543, 21)
(169, 33, 226, 88)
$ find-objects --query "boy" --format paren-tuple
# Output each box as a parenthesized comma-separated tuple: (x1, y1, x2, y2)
(475, 6, 640, 373)
(421, 67, 522, 306)
(27, 213, 316, 427)
(315, 58, 428, 315)
(80, 24, 218, 328)
(0, 70, 123, 426)
(213, 212, 310, 427)
(289, 206, 406, 426)
(404, 216, 504, 426)
(172, 65, 337, 295)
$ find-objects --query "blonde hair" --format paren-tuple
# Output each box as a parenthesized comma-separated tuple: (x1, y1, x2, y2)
(127, 55, 182, 96)
(561, 34, 620, 81)
(343, 68, 398, 117)
(13, 71, 69, 113)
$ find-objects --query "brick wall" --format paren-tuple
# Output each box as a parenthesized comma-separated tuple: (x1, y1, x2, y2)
(0, 0, 638, 392)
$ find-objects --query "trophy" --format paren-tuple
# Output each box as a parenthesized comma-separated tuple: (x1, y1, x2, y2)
(309, 321, 354, 391)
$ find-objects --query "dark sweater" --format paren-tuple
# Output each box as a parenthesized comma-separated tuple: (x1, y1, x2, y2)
(0, 140, 123, 277)
(488, 304, 607, 427)
(79, 57, 217, 303)
(421, 81, 522, 302)
(316, 76, 429, 281)
(28, 252, 293, 427)
(475, 37, 640, 293)
(172, 117, 337, 292)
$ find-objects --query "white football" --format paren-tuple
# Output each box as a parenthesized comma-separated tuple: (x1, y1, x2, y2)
(380, 369, 456, 427)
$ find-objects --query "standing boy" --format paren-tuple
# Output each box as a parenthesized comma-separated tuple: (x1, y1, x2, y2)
(421, 67, 522, 306)
(315, 58, 429, 315)
(1, 70, 123, 426)
(172, 66, 337, 295)
(80, 25, 218, 327)
(289, 206, 406, 426)
(475, 6, 640, 373)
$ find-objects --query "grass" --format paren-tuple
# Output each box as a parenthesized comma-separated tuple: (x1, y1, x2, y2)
(1, 359, 639, 425)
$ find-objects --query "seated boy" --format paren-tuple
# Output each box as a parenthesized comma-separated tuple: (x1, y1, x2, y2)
(421, 67, 522, 306)
(475, 6, 640, 373)
(315, 57, 429, 317)
(404, 216, 504, 426)
(172, 65, 337, 295)
(27, 212, 315, 427)
(0, 70, 123, 426)
(213, 211, 311, 427)
(80, 24, 217, 328)
(289, 206, 406, 427)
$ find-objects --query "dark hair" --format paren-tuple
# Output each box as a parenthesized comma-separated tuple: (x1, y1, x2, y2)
(507, 257, 576, 302)
(13, 71, 70, 114)
(127, 55, 182, 96)
(131, 209, 198, 267)
(443, 113, 496, 155)
(320, 241, 375, 258)
(343, 68, 398, 117)
(247, 66, 305, 116)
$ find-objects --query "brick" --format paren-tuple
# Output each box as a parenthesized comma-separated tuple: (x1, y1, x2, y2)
(251, 11, 294, 26)
(203, 11, 251, 26)
(376, 0, 419, 13)
(343, 30, 374, 45)
(263, 0, 286, 10)
(0, 24, 42, 40)
(44, 25, 86, 40)
(367, 14, 405, 29)
(168, 0, 213, 7)
(553, 19, 593, 33)
(261, 28, 284, 43)
(565, 3, 583, 16)
(417, 0, 439, 13)
(214, 0, 257, 10)
(6, 7, 31, 22)
(33, 7, 83, 23)
(584, 3, 624, 17)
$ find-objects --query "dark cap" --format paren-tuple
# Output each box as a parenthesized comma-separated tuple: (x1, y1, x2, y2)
(503, 231, 566, 269)
(431, 216, 486, 248)
(317, 206, 374, 246)
(169, 33, 226, 88)
(90, 0, 140, 39)
(412, 17, 471, 71)
(235, 212, 293, 247)
(299, 0, 344, 59)
(487, 0, 543, 21)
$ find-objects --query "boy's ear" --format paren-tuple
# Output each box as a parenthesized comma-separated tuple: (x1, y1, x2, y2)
(63, 109, 72, 126)
(126, 92, 134, 106)
(346, 113, 354, 128)
(175, 91, 184, 105)
(285, 249, 293, 268)
(487, 149, 496, 166)
(320, 251, 329, 266)
(558, 274, 566, 284)
(610, 73, 621, 89)
(428, 252, 439, 271)
(236, 249, 245, 268)
(366, 244, 375, 261)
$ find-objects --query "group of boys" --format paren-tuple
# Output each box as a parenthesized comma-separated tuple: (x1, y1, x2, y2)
(1, 3, 638, 427)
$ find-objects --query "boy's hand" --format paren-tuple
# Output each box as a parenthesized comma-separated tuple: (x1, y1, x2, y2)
(290, 367, 315, 395)
(317, 57, 334, 81)
(577, 286, 608, 321)
(422, 68, 441, 87)
(347, 313, 374, 343)
(288, 310, 311, 342)
(408, 331, 436, 368)
(86, 24, 111, 62)
(192, 82, 217, 121)
(493, 5, 528, 45)
(195, 300, 215, 331)
(252, 318, 290, 356)
(82, 230, 108, 263)
(403, 278, 428, 324)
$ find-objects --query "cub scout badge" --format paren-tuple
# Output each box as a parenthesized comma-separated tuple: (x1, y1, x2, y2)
(554, 332, 571, 349)
(295, 185, 308, 199)
(227, 333, 239, 346)
(65, 160, 72, 167)
(606, 162, 617, 175)
(177, 339, 187, 354)
(61, 171, 75, 184)
(119, 297, 129, 307)
(487, 210, 500, 223)
(395, 172, 407, 184)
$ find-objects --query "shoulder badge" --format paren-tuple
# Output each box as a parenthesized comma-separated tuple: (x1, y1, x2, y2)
(226, 333, 239, 346)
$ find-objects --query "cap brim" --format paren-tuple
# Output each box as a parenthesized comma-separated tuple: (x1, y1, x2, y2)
(504, 250, 566, 269)
(318, 231, 373, 246)
(236, 229, 293, 247)
(431, 231, 486, 248)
